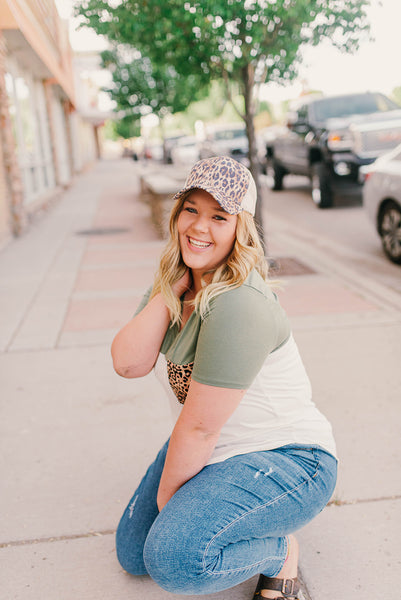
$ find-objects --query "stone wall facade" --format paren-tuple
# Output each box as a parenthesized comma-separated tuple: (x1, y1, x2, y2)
(0, 2, 107, 249)
(0, 31, 25, 241)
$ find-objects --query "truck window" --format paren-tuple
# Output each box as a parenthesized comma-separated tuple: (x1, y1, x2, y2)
(214, 128, 246, 141)
(297, 105, 308, 123)
(312, 94, 399, 121)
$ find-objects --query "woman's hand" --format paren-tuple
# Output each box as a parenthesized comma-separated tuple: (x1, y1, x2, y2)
(172, 269, 192, 298)
(156, 380, 246, 511)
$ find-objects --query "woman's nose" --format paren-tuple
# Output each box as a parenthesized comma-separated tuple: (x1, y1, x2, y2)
(192, 215, 209, 232)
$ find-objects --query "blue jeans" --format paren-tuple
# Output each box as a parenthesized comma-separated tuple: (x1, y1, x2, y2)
(116, 441, 337, 595)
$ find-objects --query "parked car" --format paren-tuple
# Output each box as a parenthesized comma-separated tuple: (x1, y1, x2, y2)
(363, 144, 401, 264)
(199, 124, 249, 166)
(143, 142, 163, 161)
(170, 136, 200, 165)
(266, 92, 401, 208)
(257, 125, 288, 174)
(164, 133, 187, 163)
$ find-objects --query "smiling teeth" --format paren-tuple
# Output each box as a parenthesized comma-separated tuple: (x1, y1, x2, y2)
(189, 238, 211, 248)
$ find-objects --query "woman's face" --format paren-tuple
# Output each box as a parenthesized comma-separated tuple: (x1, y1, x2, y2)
(177, 189, 237, 282)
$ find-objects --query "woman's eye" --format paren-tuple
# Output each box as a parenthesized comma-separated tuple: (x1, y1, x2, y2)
(214, 215, 226, 221)
(184, 207, 197, 213)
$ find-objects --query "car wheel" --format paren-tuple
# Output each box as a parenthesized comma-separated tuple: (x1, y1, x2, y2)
(378, 200, 401, 264)
(311, 163, 333, 209)
(272, 161, 286, 191)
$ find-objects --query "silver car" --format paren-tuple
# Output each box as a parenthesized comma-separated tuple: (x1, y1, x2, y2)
(363, 144, 401, 264)
(199, 124, 249, 166)
(170, 136, 200, 165)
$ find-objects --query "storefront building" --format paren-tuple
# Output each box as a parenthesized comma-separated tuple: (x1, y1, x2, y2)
(0, 0, 101, 247)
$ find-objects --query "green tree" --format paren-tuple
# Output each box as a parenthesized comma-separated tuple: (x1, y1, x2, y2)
(114, 114, 141, 140)
(77, 0, 371, 240)
(101, 47, 207, 159)
(391, 86, 401, 106)
(166, 80, 243, 133)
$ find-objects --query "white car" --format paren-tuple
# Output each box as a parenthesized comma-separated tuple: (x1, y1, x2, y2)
(363, 144, 401, 264)
(199, 124, 249, 166)
(170, 136, 200, 165)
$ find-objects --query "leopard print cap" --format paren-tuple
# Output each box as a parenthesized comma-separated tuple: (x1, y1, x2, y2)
(172, 156, 256, 216)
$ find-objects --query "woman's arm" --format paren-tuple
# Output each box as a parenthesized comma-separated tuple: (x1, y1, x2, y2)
(111, 271, 191, 378)
(157, 380, 246, 510)
(111, 293, 171, 378)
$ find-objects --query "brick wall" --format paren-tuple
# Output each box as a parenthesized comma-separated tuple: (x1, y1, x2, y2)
(0, 30, 26, 237)
(0, 128, 11, 246)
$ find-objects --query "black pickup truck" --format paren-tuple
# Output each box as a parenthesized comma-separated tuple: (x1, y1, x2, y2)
(266, 92, 401, 208)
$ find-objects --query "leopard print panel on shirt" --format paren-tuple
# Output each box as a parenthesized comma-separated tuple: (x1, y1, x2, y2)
(167, 360, 194, 404)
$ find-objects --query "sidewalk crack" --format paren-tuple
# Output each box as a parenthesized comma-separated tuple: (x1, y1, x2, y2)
(328, 493, 401, 507)
(0, 529, 116, 549)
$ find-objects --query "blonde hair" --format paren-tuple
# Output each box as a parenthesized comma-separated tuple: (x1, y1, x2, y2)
(150, 194, 269, 324)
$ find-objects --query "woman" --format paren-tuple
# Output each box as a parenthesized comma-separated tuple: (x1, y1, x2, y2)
(111, 156, 337, 599)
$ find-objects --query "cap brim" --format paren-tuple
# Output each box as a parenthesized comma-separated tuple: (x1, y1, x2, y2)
(172, 184, 241, 215)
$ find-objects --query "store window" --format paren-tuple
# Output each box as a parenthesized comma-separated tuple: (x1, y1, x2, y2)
(5, 73, 17, 144)
(4, 65, 55, 205)
(15, 76, 39, 196)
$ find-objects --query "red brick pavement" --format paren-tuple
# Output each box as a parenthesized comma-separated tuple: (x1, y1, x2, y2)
(62, 178, 379, 337)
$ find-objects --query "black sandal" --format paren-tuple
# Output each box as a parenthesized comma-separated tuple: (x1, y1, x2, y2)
(252, 575, 300, 599)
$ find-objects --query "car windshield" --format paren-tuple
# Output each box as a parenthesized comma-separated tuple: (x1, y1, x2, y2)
(312, 94, 400, 121)
(214, 129, 246, 141)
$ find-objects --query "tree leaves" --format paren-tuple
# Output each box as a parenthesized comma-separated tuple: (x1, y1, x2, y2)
(100, 46, 207, 120)
(75, 0, 371, 238)
(76, 0, 370, 91)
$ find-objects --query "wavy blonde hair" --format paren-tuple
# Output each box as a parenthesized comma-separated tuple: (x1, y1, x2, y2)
(150, 193, 269, 324)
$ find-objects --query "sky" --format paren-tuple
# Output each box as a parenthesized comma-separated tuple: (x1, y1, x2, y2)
(57, 0, 400, 106)
(263, 0, 401, 104)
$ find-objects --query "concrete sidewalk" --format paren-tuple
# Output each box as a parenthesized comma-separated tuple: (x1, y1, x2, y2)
(1, 159, 400, 600)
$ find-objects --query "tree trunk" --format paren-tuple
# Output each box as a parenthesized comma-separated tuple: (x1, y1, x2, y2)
(158, 114, 168, 163)
(242, 64, 266, 253)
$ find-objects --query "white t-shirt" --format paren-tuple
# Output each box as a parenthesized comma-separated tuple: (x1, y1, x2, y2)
(139, 270, 337, 464)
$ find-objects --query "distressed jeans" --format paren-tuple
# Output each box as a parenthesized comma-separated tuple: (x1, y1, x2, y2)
(116, 441, 337, 595)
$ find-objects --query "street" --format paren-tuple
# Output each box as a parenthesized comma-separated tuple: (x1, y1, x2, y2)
(261, 174, 401, 301)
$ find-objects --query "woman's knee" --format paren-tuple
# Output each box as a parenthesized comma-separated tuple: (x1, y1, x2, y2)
(143, 524, 204, 594)
(115, 518, 148, 576)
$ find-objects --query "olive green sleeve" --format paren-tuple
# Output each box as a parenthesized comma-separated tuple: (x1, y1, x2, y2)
(133, 286, 152, 316)
(191, 285, 290, 389)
